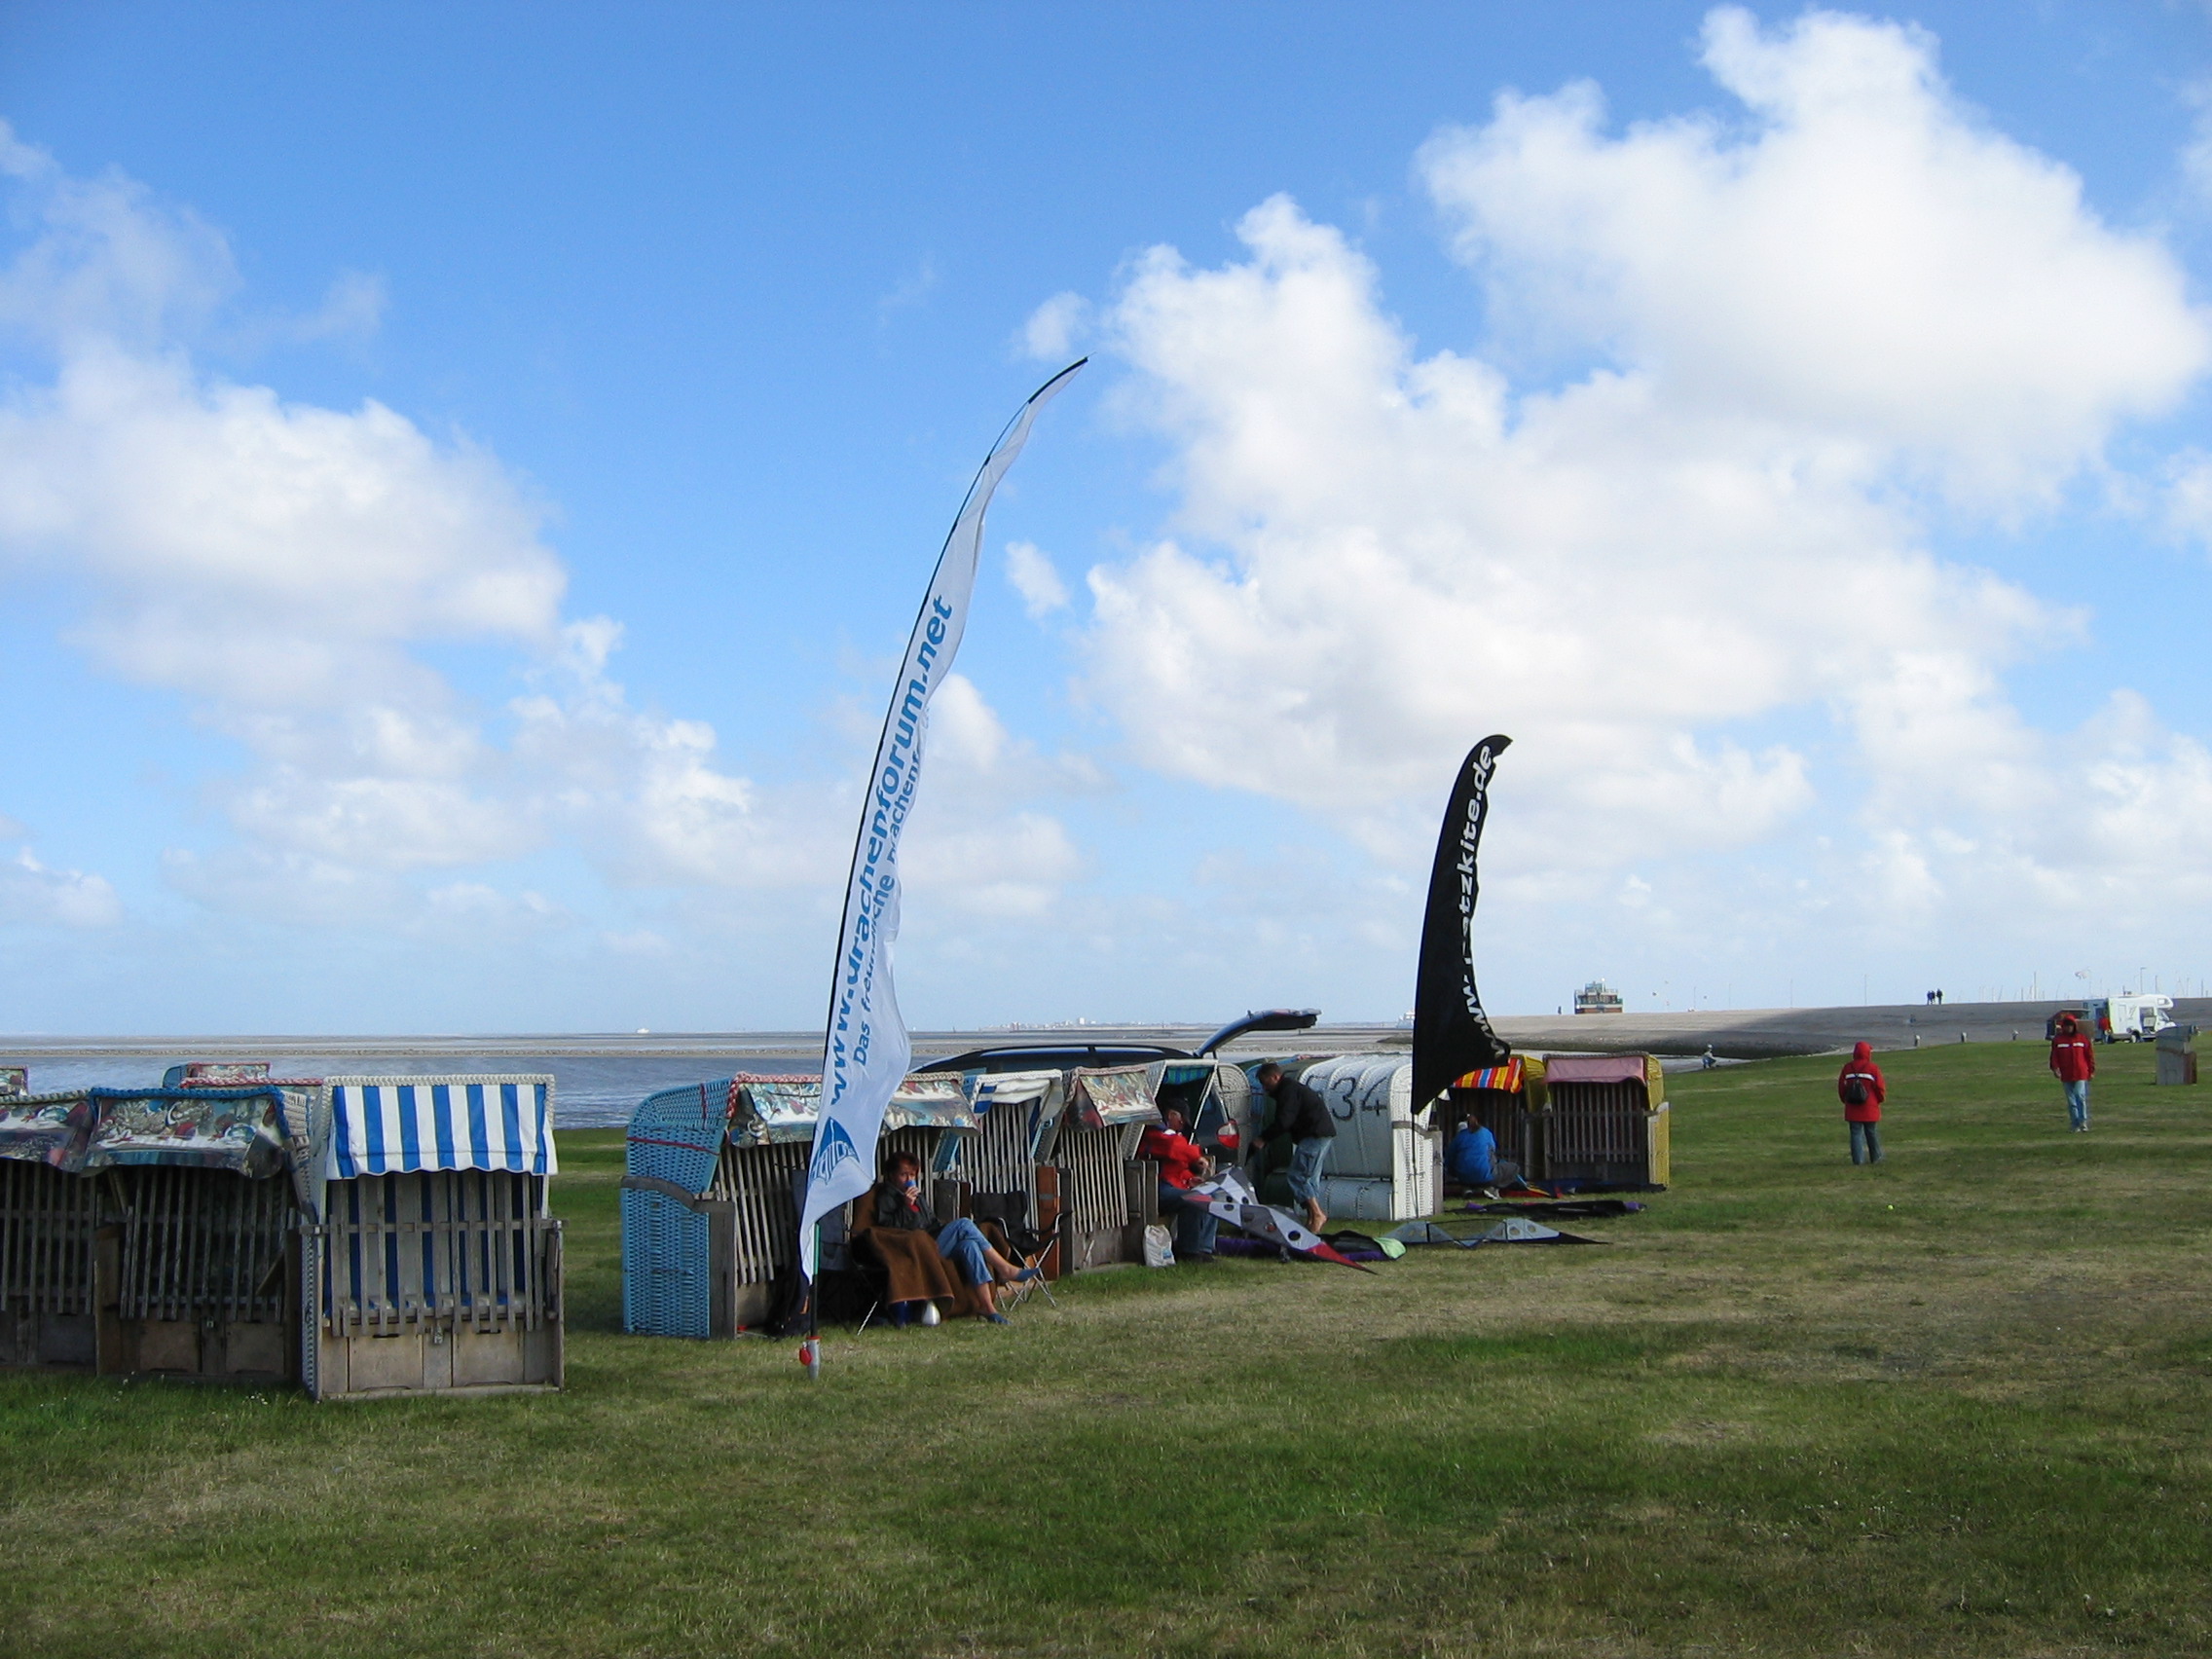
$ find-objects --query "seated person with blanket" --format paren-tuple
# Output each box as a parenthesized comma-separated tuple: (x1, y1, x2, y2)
(867, 1151, 1038, 1326)
(1138, 1107, 1219, 1264)
(1448, 1113, 1521, 1194)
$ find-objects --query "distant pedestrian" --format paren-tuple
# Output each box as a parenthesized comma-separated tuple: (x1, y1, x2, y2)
(1701, 1045, 1717, 1070)
(1838, 1042, 1886, 1164)
(1256, 1062, 1336, 1234)
(2049, 1013, 2095, 1131)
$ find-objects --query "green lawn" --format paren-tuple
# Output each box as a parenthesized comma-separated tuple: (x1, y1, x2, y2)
(4, 1042, 2209, 1657)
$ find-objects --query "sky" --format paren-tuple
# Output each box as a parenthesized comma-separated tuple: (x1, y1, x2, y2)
(1, 1, 2211, 1034)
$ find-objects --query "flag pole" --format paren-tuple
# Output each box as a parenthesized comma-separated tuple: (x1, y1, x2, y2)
(795, 361, 1087, 1364)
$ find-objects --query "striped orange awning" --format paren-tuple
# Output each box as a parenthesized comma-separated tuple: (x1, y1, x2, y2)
(1453, 1056, 1525, 1093)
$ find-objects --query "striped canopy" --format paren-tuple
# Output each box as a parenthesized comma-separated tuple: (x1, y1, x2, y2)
(323, 1076, 557, 1180)
(1452, 1056, 1525, 1093)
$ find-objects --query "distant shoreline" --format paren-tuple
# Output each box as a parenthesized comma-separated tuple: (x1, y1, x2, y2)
(3, 997, 2199, 1062)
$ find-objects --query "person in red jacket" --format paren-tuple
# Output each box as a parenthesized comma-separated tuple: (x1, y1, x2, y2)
(2049, 1013, 2096, 1131)
(1137, 1108, 1218, 1263)
(1838, 1041, 1886, 1164)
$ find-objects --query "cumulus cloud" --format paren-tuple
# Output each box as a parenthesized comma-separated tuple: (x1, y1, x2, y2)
(1004, 539, 1070, 618)
(0, 839, 121, 928)
(1020, 291, 1089, 361)
(1077, 6, 2212, 940)
(898, 674, 1094, 919)
(0, 124, 1075, 937)
(1420, 7, 2206, 500)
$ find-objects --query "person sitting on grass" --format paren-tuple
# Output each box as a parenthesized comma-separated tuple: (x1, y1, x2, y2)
(1139, 1107, 1219, 1264)
(1838, 1041, 1886, 1164)
(874, 1151, 1038, 1326)
(1448, 1111, 1522, 1195)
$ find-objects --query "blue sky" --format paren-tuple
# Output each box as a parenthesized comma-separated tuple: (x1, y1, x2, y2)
(1, 2, 2210, 1033)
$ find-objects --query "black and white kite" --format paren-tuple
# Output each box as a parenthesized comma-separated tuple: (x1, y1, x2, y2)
(1188, 1167, 1374, 1272)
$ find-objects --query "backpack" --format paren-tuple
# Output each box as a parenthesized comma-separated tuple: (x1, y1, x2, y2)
(1841, 1074, 1870, 1107)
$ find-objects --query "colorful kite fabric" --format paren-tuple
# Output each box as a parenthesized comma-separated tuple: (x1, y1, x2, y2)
(84, 1086, 297, 1178)
(1188, 1168, 1374, 1272)
(1067, 1066, 1161, 1128)
(0, 1091, 96, 1170)
(737, 1076, 975, 1147)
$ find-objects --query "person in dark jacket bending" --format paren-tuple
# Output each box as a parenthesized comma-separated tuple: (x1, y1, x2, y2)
(1255, 1061, 1337, 1234)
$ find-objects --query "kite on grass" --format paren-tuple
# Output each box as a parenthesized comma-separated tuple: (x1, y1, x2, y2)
(1188, 1168, 1375, 1272)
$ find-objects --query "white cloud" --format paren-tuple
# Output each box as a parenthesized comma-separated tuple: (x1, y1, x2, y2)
(0, 126, 796, 921)
(0, 123, 236, 353)
(1004, 538, 1070, 618)
(2185, 81, 2212, 208)
(1419, 8, 2206, 501)
(1077, 6, 2212, 944)
(1020, 290, 1089, 361)
(877, 255, 940, 322)
(0, 139, 1093, 942)
(898, 673, 1094, 919)
(0, 841, 120, 928)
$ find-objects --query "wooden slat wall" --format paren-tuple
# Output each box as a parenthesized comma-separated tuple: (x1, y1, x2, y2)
(1547, 1083, 1650, 1164)
(317, 1170, 559, 1336)
(948, 1104, 1036, 1224)
(1051, 1124, 1131, 1235)
(0, 1161, 97, 1318)
(708, 1140, 808, 1289)
(114, 1167, 293, 1326)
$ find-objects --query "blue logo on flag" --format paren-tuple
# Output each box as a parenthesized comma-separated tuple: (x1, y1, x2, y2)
(809, 1118, 860, 1187)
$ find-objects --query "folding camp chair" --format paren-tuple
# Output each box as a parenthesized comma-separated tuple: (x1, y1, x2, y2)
(970, 1193, 1057, 1311)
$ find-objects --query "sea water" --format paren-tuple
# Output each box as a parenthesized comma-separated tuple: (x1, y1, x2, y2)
(11, 1050, 822, 1129)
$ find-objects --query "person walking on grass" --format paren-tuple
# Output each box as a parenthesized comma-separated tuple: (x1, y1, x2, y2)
(1839, 1041, 1886, 1164)
(2049, 1012, 2095, 1132)
(1256, 1061, 1336, 1234)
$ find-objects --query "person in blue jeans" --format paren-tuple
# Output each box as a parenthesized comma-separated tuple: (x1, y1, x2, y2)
(1256, 1062, 1337, 1233)
(874, 1153, 1038, 1324)
(1838, 1042, 1886, 1164)
(1139, 1108, 1220, 1263)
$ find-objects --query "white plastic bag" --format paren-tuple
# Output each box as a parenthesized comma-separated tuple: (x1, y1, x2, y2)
(1142, 1224, 1176, 1269)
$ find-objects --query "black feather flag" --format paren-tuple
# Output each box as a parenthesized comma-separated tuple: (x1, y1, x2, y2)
(1411, 735, 1513, 1112)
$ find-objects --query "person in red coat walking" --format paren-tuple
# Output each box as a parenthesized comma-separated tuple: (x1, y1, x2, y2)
(1838, 1041, 1886, 1164)
(2049, 1013, 2096, 1131)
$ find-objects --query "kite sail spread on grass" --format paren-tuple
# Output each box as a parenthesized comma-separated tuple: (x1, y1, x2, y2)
(1189, 1167, 1373, 1272)
(797, 361, 1086, 1279)
(1410, 735, 1514, 1115)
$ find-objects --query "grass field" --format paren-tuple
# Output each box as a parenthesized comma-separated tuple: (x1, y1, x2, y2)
(3, 1041, 2209, 1657)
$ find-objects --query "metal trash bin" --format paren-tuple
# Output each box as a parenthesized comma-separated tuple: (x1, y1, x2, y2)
(2156, 1024, 2198, 1087)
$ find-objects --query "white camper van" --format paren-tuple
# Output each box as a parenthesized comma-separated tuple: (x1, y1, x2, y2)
(2083, 995, 2176, 1042)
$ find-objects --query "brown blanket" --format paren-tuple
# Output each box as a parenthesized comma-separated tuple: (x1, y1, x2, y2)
(848, 1183, 996, 1318)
